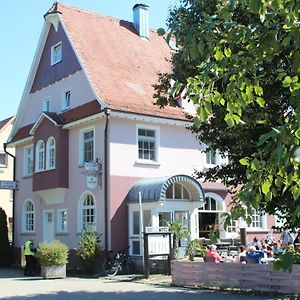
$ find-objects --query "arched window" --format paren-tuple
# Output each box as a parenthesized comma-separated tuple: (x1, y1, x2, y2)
(23, 200, 34, 232)
(79, 193, 96, 231)
(35, 140, 45, 171)
(46, 137, 56, 170)
(166, 183, 190, 200)
(199, 195, 224, 212)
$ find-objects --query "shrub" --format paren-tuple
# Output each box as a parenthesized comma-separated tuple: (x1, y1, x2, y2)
(39, 240, 68, 266)
(186, 239, 208, 260)
(78, 227, 102, 273)
(0, 208, 11, 266)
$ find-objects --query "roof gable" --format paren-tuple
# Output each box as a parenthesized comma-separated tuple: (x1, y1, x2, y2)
(31, 22, 82, 93)
(29, 112, 64, 135)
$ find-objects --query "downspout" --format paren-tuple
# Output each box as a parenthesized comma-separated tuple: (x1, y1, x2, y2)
(3, 143, 16, 248)
(104, 108, 111, 251)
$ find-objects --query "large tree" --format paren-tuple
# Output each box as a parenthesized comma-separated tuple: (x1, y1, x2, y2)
(154, 0, 300, 229)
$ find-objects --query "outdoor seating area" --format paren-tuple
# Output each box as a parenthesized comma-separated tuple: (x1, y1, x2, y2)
(171, 260, 300, 294)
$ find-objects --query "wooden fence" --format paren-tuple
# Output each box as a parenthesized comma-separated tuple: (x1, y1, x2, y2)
(171, 261, 300, 294)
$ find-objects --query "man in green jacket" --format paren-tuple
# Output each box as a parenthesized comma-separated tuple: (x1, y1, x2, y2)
(24, 239, 37, 276)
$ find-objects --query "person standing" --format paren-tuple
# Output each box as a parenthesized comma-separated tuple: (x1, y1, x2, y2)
(24, 238, 37, 276)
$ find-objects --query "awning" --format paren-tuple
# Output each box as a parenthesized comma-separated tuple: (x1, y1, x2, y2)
(126, 174, 205, 204)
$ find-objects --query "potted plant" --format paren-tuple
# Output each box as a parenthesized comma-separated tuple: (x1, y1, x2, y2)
(186, 239, 207, 261)
(169, 220, 190, 259)
(39, 240, 69, 279)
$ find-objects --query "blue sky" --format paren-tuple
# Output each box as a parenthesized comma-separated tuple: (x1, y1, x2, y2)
(0, 0, 178, 121)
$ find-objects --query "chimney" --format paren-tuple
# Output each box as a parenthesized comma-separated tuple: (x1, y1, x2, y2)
(133, 4, 149, 38)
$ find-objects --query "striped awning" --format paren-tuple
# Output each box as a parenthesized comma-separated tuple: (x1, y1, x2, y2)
(126, 174, 205, 204)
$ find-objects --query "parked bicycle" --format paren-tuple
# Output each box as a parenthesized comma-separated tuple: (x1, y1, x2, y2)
(105, 247, 133, 276)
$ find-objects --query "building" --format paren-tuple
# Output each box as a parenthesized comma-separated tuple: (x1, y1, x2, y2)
(8, 2, 279, 266)
(0, 116, 15, 239)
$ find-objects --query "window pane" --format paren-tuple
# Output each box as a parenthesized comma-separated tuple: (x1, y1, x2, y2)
(132, 240, 140, 255)
(174, 183, 181, 199)
(159, 212, 172, 226)
(182, 186, 190, 199)
(166, 185, 173, 199)
(0, 153, 6, 166)
(133, 211, 140, 235)
(138, 128, 156, 161)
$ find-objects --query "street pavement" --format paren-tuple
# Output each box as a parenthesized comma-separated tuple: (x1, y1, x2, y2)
(0, 267, 282, 300)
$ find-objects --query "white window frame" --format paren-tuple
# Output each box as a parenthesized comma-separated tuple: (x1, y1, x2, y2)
(165, 183, 191, 200)
(35, 140, 45, 172)
(57, 209, 68, 233)
(43, 97, 51, 112)
(136, 124, 160, 164)
(23, 145, 33, 176)
(0, 152, 7, 168)
(51, 41, 62, 65)
(22, 199, 35, 233)
(62, 88, 71, 110)
(78, 192, 96, 232)
(247, 208, 267, 231)
(46, 137, 56, 170)
(79, 127, 95, 165)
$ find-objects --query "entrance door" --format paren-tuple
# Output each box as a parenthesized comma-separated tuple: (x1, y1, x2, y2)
(43, 210, 54, 242)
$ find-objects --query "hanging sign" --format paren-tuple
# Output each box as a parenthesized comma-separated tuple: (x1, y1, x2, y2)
(86, 175, 98, 189)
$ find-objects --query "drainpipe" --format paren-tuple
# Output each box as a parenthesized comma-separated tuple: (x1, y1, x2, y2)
(3, 143, 16, 249)
(104, 107, 111, 251)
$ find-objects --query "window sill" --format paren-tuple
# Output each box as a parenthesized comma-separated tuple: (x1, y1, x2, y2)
(20, 232, 36, 236)
(56, 232, 68, 236)
(61, 106, 71, 112)
(246, 228, 268, 232)
(34, 169, 45, 174)
(23, 174, 33, 179)
(135, 160, 160, 167)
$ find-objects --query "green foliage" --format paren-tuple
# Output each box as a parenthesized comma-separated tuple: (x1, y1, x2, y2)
(168, 221, 190, 259)
(186, 239, 208, 260)
(78, 227, 102, 273)
(39, 240, 68, 266)
(154, 0, 300, 231)
(208, 228, 220, 244)
(0, 208, 11, 266)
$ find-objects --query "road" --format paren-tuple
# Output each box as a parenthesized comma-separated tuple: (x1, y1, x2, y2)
(0, 269, 281, 300)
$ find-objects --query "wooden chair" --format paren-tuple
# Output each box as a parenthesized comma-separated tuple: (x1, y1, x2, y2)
(204, 256, 215, 263)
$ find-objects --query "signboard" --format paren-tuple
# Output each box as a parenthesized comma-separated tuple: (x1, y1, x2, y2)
(0, 180, 17, 190)
(84, 161, 101, 174)
(145, 226, 169, 234)
(86, 175, 98, 189)
(148, 234, 170, 255)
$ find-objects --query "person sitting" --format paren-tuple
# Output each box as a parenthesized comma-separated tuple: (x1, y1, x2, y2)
(246, 246, 264, 263)
(205, 244, 223, 263)
(250, 237, 262, 250)
(235, 245, 247, 263)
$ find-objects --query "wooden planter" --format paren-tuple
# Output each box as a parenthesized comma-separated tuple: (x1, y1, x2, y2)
(172, 260, 300, 294)
(41, 265, 66, 279)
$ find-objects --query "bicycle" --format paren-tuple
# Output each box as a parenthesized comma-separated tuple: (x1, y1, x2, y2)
(105, 247, 133, 277)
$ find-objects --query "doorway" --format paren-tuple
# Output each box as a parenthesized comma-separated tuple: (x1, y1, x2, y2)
(43, 210, 54, 242)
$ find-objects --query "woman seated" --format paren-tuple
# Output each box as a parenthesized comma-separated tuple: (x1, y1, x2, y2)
(205, 244, 223, 263)
(246, 246, 264, 263)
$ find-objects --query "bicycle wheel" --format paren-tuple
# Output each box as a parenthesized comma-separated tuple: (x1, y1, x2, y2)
(106, 261, 121, 277)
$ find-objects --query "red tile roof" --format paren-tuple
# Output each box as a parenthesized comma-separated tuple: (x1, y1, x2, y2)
(50, 3, 188, 121)
(11, 101, 102, 143)
(0, 116, 14, 131)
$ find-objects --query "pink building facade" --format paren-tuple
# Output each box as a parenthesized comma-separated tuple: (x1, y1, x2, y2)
(8, 3, 280, 266)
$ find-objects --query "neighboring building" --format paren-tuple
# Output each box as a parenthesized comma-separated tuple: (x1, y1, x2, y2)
(0, 116, 15, 238)
(8, 3, 278, 266)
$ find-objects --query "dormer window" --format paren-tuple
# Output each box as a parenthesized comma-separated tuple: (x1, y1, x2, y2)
(51, 42, 62, 65)
(62, 89, 71, 110)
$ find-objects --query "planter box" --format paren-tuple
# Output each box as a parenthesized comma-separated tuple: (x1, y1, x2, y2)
(41, 265, 66, 279)
(172, 261, 300, 294)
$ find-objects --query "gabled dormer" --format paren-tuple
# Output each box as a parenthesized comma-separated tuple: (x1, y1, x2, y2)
(30, 112, 69, 204)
